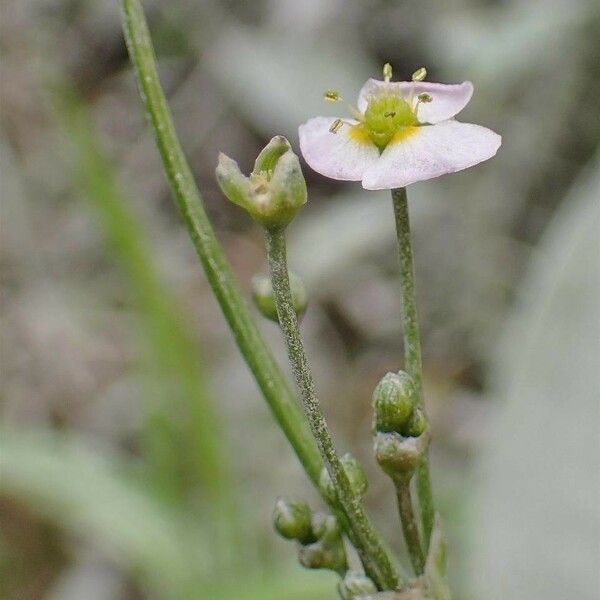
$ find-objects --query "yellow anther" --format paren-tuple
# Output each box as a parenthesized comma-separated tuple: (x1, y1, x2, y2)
(417, 92, 432, 103)
(383, 63, 393, 83)
(412, 67, 427, 82)
(329, 119, 344, 134)
(324, 89, 342, 103)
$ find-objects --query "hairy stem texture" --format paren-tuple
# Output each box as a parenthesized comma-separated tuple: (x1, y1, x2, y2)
(395, 478, 425, 575)
(392, 187, 435, 549)
(266, 228, 400, 590)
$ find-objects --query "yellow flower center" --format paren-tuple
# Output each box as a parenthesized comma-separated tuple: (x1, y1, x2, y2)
(325, 64, 429, 152)
(360, 92, 418, 150)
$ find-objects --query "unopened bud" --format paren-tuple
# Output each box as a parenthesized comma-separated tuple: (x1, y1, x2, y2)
(298, 513, 346, 574)
(372, 371, 417, 434)
(298, 539, 347, 573)
(338, 571, 378, 600)
(273, 496, 314, 544)
(216, 136, 306, 230)
(374, 431, 430, 482)
(252, 272, 307, 322)
(311, 513, 341, 543)
(319, 454, 368, 503)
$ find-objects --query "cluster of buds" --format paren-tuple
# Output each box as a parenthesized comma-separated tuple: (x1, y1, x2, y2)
(372, 372, 430, 483)
(272, 496, 347, 575)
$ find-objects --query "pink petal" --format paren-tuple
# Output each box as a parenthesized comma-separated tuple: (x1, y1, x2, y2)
(357, 79, 474, 124)
(361, 120, 501, 190)
(298, 117, 380, 181)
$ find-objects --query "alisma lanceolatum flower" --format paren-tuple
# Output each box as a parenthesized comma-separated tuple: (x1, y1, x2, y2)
(299, 65, 501, 189)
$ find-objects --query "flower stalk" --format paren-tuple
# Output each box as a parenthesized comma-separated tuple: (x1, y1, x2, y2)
(394, 477, 425, 574)
(120, 0, 361, 544)
(391, 187, 435, 548)
(265, 227, 399, 590)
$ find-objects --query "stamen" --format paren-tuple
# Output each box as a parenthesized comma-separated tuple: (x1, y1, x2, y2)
(412, 67, 427, 82)
(329, 119, 344, 134)
(324, 89, 342, 103)
(383, 63, 393, 83)
(414, 92, 433, 118)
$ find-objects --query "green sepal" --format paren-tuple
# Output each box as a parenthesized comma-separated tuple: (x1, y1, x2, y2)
(253, 135, 291, 176)
(374, 430, 430, 482)
(215, 152, 252, 210)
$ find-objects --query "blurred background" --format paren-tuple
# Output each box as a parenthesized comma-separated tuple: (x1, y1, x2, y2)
(1, 0, 599, 598)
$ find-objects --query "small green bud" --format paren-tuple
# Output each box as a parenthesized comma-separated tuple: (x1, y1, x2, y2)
(216, 136, 306, 230)
(298, 513, 346, 573)
(310, 513, 341, 543)
(403, 406, 427, 438)
(372, 371, 417, 434)
(251, 272, 307, 322)
(272, 496, 314, 544)
(338, 571, 378, 600)
(319, 454, 368, 503)
(298, 539, 346, 573)
(374, 431, 430, 482)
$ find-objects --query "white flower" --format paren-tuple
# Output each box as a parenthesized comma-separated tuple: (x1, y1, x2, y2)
(298, 67, 501, 190)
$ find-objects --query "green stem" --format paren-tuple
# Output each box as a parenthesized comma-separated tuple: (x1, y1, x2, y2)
(120, 0, 404, 588)
(391, 187, 435, 549)
(120, 0, 323, 485)
(394, 477, 425, 575)
(265, 228, 400, 591)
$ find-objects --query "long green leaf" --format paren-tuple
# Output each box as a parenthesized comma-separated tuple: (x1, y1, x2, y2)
(53, 86, 233, 512)
(119, 0, 323, 487)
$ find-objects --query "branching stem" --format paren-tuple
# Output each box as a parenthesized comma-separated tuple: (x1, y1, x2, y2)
(266, 227, 400, 591)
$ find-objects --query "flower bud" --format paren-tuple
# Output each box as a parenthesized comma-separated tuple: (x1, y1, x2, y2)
(216, 136, 306, 230)
(298, 513, 346, 573)
(310, 512, 341, 543)
(298, 539, 347, 573)
(319, 453, 368, 503)
(272, 496, 314, 544)
(374, 431, 430, 482)
(338, 571, 378, 600)
(372, 371, 417, 434)
(251, 272, 307, 323)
